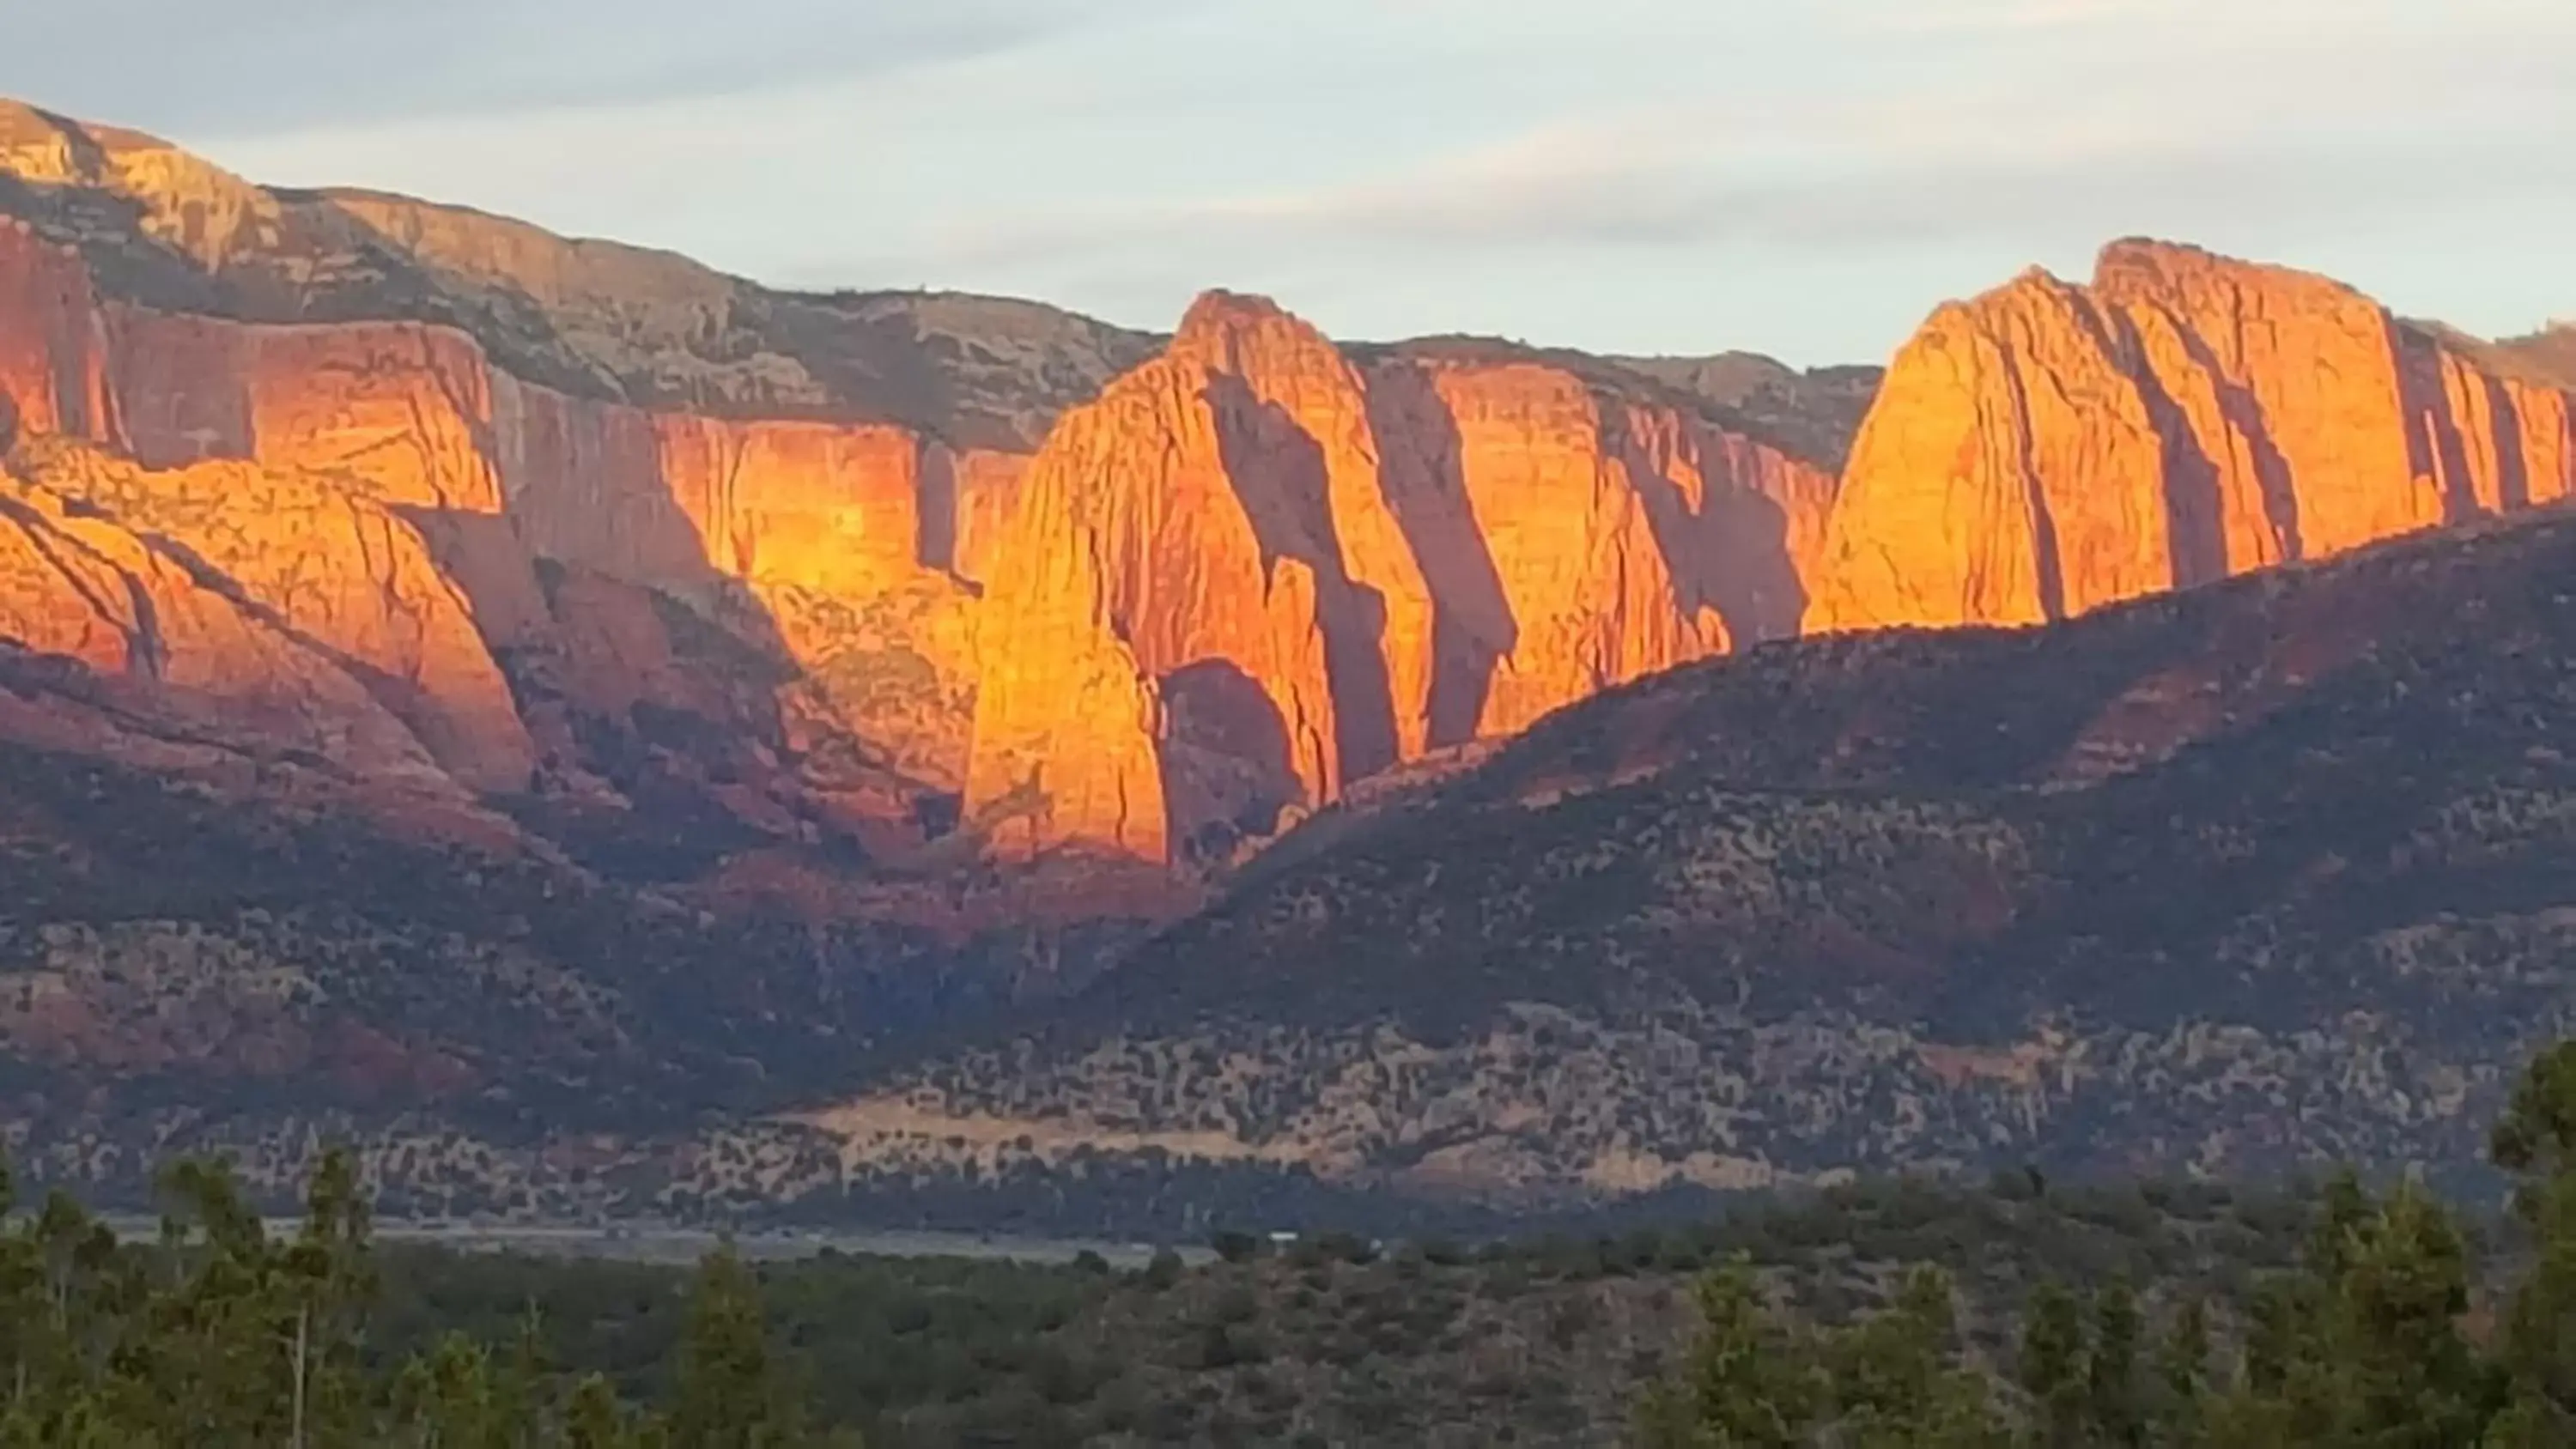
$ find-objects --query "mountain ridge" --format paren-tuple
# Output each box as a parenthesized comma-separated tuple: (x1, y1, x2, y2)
(3, 95, 2575, 1229)
(0, 94, 1871, 888)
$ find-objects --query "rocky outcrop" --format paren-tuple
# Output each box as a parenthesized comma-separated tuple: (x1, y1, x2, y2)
(0, 212, 999, 847)
(0, 101, 284, 274)
(0, 436, 515, 790)
(0, 220, 114, 442)
(964, 301, 1841, 863)
(78, 92, 2576, 895)
(1607, 353, 1886, 473)
(0, 99, 1156, 446)
(3, 100, 1862, 881)
(1387, 353, 1842, 740)
(1811, 239, 2576, 631)
(964, 293, 1364, 864)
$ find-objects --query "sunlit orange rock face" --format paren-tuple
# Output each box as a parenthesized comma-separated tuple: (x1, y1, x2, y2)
(4, 105, 1853, 879)
(0, 221, 113, 440)
(0, 435, 522, 791)
(1386, 355, 1826, 740)
(4, 183, 1841, 876)
(964, 296, 1841, 862)
(0, 220, 999, 846)
(1810, 239, 2576, 631)
(17, 100, 2575, 903)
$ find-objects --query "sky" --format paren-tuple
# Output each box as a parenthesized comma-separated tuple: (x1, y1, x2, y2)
(8, 0, 2573, 367)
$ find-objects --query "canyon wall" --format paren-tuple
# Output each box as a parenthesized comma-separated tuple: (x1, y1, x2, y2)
(0, 214, 999, 846)
(0, 434, 519, 791)
(0, 182, 1840, 875)
(29, 99, 2571, 886)
(1809, 240, 2576, 632)
(963, 303, 1842, 863)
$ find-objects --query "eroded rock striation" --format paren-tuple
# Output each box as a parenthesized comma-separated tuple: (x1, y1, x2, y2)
(1, 102, 1844, 882)
(0, 434, 514, 792)
(22, 96, 2568, 898)
(0, 185, 1010, 856)
(1810, 239, 2576, 631)
(963, 300, 1840, 863)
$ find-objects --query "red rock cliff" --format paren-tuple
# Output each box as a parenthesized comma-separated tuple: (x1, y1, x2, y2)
(0, 221, 114, 441)
(3, 104, 1858, 882)
(0, 435, 522, 791)
(1811, 239, 2576, 631)
(965, 300, 1841, 863)
(0, 214, 1006, 842)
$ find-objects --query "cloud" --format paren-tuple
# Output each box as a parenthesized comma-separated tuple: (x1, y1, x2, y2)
(1846, 0, 2555, 39)
(900, 16, 2576, 274)
(18, 0, 2567, 363)
(6, 0, 1151, 137)
(1862, 0, 2160, 32)
(920, 130, 2570, 277)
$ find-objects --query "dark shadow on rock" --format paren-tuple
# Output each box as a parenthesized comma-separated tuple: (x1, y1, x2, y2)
(2391, 323, 2482, 526)
(1157, 657, 1297, 864)
(1991, 345, 2069, 623)
(112, 523, 501, 773)
(2148, 301, 2304, 567)
(2484, 372, 2533, 512)
(916, 438, 960, 574)
(1597, 388, 1807, 647)
(104, 320, 256, 471)
(1360, 361, 1514, 749)
(1204, 373, 1401, 782)
(2099, 307, 2227, 590)
(0, 228, 120, 448)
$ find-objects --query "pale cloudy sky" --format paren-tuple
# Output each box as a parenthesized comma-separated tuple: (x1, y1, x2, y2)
(8, 0, 2573, 366)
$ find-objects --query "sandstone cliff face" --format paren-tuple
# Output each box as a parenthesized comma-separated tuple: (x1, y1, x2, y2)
(963, 294, 1359, 864)
(0, 102, 284, 273)
(1811, 240, 2576, 632)
(0, 209, 998, 848)
(0, 437, 502, 790)
(932, 448, 1028, 587)
(1384, 354, 1845, 739)
(0, 221, 113, 441)
(0, 100, 1154, 450)
(1378, 358, 1722, 742)
(3, 101, 1862, 882)
(963, 301, 1842, 863)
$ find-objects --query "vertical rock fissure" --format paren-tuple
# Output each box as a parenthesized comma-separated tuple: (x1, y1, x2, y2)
(1990, 339, 2067, 623)
(2102, 306, 2226, 591)
(2143, 297, 2305, 566)
(2481, 371, 2533, 512)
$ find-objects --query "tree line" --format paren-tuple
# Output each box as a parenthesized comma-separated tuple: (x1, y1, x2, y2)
(1639, 1041, 2576, 1446)
(20, 1041, 2576, 1446)
(0, 1147, 849, 1447)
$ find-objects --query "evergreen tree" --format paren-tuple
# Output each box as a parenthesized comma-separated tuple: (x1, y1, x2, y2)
(276, 1148, 377, 1447)
(2018, 1279, 2089, 1447)
(2492, 1040, 2576, 1441)
(2329, 1181, 2496, 1446)
(668, 1244, 803, 1449)
(1635, 1256, 1823, 1448)
(2149, 1294, 2210, 1444)
(0, 1146, 710, 1447)
(2085, 1278, 2143, 1447)
(1828, 1266, 2004, 1448)
(391, 1333, 504, 1447)
(566, 1373, 639, 1449)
